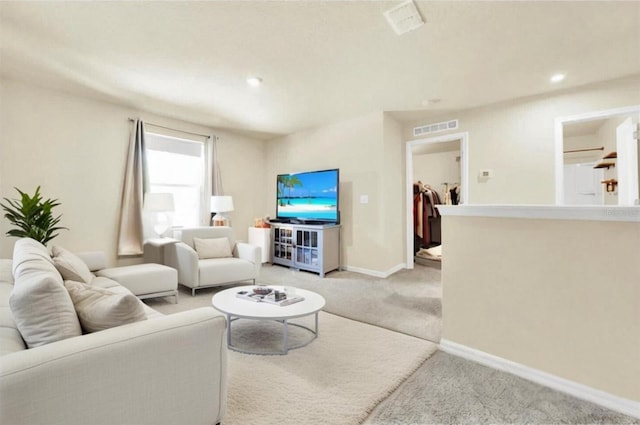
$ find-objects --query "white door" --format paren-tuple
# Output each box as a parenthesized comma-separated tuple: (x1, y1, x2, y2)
(616, 116, 640, 205)
(563, 163, 604, 205)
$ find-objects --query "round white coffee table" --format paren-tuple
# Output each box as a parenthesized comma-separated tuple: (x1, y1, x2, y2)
(212, 285, 325, 355)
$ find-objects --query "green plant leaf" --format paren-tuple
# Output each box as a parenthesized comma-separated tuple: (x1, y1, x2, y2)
(0, 186, 68, 245)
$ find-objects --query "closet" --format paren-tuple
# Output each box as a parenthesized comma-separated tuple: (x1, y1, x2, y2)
(411, 139, 462, 264)
(412, 182, 460, 252)
(413, 183, 440, 251)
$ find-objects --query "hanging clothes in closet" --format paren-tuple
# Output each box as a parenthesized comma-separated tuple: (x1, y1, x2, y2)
(413, 182, 442, 252)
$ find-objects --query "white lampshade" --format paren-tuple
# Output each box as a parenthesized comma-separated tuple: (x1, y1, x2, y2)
(144, 193, 175, 212)
(210, 196, 234, 213)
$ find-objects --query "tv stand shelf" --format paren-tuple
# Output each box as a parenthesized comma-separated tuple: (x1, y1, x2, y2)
(271, 223, 340, 277)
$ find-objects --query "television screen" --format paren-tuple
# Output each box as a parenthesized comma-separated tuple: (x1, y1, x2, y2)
(276, 169, 339, 223)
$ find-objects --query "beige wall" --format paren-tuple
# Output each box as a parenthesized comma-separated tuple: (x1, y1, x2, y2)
(413, 150, 461, 189)
(442, 215, 640, 401)
(266, 112, 405, 274)
(404, 75, 640, 205)
(0, 78, 266, 264)
(382, 113, 405, 272)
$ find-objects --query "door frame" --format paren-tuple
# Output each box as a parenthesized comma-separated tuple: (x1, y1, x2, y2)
(554, 104, 640, 205)
(405, 131, 469, 269)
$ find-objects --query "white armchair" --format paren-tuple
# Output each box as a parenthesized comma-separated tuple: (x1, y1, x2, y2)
(165, 226, 261, 296)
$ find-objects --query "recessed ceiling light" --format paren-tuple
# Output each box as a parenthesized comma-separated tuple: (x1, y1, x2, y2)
(421, 98, 441, 107)
(247, 76, 262, 87)
(550, 73, 566, 83)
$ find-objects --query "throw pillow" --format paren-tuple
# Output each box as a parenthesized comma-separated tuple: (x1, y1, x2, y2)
(51, 245, 94, 283)
(193, 237, 233, 259)
(64, 280, 146, 333)
(10, 271, 82, 348)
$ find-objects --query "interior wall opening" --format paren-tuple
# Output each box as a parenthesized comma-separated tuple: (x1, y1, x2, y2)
(555, 105, 640, 205)
(405, 132, 469, 269)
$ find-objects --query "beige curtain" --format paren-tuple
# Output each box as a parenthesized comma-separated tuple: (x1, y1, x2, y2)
(117, 119, 149, 256)
(202, 134, 223, 225)
(211, 134, 223, 195)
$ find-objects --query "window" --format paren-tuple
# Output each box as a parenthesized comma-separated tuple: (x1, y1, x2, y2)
(146, 132, 205, 228)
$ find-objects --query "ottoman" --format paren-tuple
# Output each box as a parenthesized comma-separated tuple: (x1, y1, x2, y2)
(97, 263, 178, 303)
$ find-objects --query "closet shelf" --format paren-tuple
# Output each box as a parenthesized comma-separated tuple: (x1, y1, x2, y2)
(594, 161, 615, 169)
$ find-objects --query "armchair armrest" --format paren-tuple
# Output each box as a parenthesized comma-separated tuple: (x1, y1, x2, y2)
(0, 308, 227, 425)
(235, 242, 261, 276)
(164, 242, 199, 287)
(235, 242, 260, 264)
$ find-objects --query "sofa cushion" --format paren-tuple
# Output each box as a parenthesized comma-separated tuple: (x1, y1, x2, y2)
(178, 226, 236, 250)
(96, 264, 177, 296)
(64, 280, 147, 333)
(0, 259, 13, 285)
(193, 237, 232, 259)
(12, 238, 57, 279)
(0, 281, 25, 356)
(10, 271, 82, 348)
(89, 276, 164, 319)
(51, 245, 94, 283)
(199, 257, 255, 286)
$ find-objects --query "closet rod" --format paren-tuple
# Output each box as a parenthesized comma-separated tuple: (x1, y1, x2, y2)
(128, 117, 212, 139)
(563, 146, 604, 154)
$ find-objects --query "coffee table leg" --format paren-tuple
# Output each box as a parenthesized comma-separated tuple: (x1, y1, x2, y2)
(226, 314, 232, 348)
(282, 319, 289, 355)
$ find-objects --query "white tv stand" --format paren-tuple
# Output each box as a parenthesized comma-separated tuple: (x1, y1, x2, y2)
(271, 223, 340, 277)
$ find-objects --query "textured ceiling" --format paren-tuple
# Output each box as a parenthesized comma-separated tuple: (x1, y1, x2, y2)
(1, 1, 639, 139)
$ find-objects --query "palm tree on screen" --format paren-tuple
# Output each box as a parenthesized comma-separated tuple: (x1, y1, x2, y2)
(285, 176, 303, 205)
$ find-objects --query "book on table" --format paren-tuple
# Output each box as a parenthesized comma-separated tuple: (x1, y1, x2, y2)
(236, 289, 304, 306)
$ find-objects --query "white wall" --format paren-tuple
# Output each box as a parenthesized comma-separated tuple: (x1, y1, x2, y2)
(266, 112, 406, 275)
(0, 78, 267, 264)
(597, 117, 628, 205)
(403, 75, 640, 204)
(413, 149, 461, 192)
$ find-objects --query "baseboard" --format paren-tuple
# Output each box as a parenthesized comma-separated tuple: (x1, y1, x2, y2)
(439, 339, 640, 420)
(342, 263, 406, 278)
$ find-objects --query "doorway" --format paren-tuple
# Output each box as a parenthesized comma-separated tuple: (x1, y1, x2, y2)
(555, 105, 640, 205)
(405, 132, 469, 269)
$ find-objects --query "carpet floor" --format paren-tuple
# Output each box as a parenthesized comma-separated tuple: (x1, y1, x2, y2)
(364, 351, 639, 425)
(146, 263, 441, 342)
(223, 312, 437, 425)
(146, 264, 638, 424)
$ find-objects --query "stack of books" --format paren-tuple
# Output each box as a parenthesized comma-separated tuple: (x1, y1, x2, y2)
(236, 289, 304, 306)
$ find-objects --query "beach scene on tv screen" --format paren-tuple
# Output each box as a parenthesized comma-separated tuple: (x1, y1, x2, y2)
(277, 171, 338, 220)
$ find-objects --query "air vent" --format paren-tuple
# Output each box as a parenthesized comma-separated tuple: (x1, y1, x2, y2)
(384, 0, 424, 35)
(413, 119, 459, 137)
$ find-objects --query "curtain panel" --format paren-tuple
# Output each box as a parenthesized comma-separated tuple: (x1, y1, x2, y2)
(202, 134, 223, 225)
(117, 119, 149, 256)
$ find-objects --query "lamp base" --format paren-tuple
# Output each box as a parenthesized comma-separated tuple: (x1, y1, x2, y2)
(211, 213, 227, 227)
(153, 212, 171, 237)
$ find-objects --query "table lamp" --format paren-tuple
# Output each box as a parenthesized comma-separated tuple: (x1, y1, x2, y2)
(144, 193, 175, 237)
(210, 195, 234, 226)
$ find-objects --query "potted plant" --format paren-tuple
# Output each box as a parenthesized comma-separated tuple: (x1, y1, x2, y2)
(1, 186, 67, 245)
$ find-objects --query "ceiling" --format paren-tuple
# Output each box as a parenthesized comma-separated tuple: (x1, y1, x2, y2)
(1, 1, 639, 139)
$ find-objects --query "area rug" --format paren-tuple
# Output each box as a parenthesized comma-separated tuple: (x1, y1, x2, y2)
(148, 263, 442, 343)
(223, 311, 438, 425)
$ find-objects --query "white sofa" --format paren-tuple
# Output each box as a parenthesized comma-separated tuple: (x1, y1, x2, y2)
(0, 238, 228, 425)
(166, 226, 261, 296)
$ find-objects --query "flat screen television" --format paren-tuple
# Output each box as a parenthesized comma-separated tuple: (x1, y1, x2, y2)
(276, 168, 339, 224)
